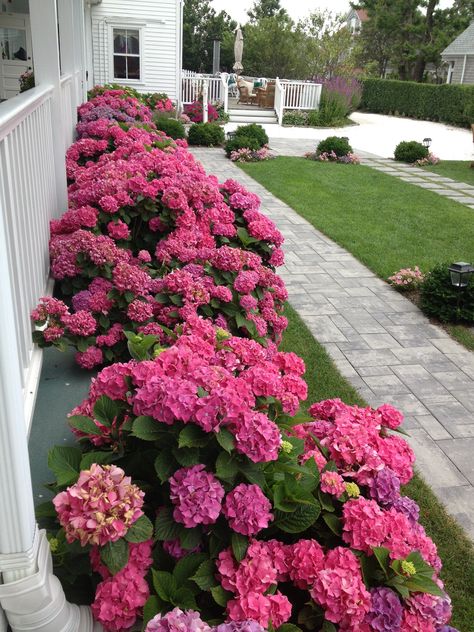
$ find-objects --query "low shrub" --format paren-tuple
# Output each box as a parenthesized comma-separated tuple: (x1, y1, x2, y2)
(317, 90, 348, 126)
(307, 109, 321, 126)
(394, 141, 429, 163)
(225, 136, 261, 158)
(230, 145, 272, 162)
(317, 136, 353, 157)
(282, 110, 309, 126)
(234, 123, 268, 148)
(420, 263, 474, 323)
(360, 78, 474, 128)
(187, 123, 225, 146)
(153, 116, 186, 139)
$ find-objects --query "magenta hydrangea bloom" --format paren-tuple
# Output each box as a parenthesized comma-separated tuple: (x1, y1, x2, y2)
(342, 498, 388, 554)
(223, 484, 273, 536)
(320, 471, 346, 497)
(145, 608, 211, 632)
(366, 587, 403, 631)
(169, 465, 225, 528)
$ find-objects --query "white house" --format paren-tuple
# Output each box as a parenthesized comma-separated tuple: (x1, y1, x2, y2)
(0, 0, 183, 101)
(87, 0, 183, 99)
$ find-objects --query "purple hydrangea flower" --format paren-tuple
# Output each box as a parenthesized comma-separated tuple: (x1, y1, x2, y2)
(214, 623, 265, 632)
(437, 627, 460, 632)
(72, 290, 91, 312)
(368, 468, 400, 505)
(391, 495, 420, 524)
(146, 608, 211, 632)
(366, 587, 403, 631)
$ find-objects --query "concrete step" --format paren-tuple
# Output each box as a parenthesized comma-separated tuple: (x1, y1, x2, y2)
(228, 109, 278, 124)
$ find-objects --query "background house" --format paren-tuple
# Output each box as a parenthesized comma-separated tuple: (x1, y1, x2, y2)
(441, 21, 474, 84)
(346, 7, 368, 35)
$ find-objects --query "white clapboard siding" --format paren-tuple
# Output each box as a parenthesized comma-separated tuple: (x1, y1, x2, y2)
(90, 0, 181, 100)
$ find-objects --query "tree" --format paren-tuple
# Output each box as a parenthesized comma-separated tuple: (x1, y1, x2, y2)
(297, 10, 359, 79)
(242, 14, 306, 78)
(247, 0, 288, 22)
(353, 0, 474, 81)
(183, 0, 236, 73)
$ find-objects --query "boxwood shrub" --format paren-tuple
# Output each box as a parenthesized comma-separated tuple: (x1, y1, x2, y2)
(153, 116, 186, 139)
(394, 140, 429, 163)
(234, 123, 269, 147)
(187, 123, 225, 146)
(360, 79, 474, 128)
(317, 136, 353, 157)
(225, 136, 261, 157)
(420, 263, 474, 323)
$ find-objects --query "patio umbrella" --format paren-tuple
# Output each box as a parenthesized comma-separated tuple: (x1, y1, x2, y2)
(233, 28, 244, 74)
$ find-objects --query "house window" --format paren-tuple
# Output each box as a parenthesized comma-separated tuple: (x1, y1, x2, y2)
(112, 28, 140, 80)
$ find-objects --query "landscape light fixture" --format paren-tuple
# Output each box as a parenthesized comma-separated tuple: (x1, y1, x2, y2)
(227, 131, 236, 141)
(423, 137, 432, 149)
(448, 262, 474, 288)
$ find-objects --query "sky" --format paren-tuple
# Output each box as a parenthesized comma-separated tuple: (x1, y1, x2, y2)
(211, 0, 455, 26)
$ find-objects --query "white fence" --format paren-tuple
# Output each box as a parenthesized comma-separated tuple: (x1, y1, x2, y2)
(60, 73, 75, 150)
(181, 76, 227, 106)
(281, 80, 322, 111)
(0, 85, 64, 430)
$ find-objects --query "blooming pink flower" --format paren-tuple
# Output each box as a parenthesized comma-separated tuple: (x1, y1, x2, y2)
(288, 539, 325, 589)
(342, 498, 388, 554)
(169, 464, 224, 528)
(321, 470, 346, 497)
(223, 484, 273, 536)
(145, 608, 211, 632)
(53, 464, 144, 546)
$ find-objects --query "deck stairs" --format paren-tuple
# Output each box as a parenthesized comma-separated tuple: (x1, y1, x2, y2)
(228, 107, 278, 125)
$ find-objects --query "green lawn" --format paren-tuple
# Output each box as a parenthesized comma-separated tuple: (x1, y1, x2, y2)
(239, 158, 474, 279)
(282, 303, 474, 632)
(422, 160, 474, 187)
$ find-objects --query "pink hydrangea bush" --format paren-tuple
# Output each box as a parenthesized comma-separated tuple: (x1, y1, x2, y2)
(37, 89, 459, 632)
(388, 266, 425, 291)
(184, 100, 219, 123)
(305, 150, 360, 164)
(230, 146, 273, 163)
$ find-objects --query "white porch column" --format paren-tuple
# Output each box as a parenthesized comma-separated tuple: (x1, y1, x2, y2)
(58, 0, 78, 122)
(29, 0, 68, 214)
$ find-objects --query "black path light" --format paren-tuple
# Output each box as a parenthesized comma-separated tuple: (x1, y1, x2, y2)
(423, 137, 432, 149)
(448, 261, 474, 317)
(448, 261, 474, 288)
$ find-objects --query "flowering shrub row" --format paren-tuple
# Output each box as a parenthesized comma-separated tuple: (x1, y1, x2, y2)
(305, 150, 360, 164)
(388, 267, 425, 291)
(35, 89, 458, 632)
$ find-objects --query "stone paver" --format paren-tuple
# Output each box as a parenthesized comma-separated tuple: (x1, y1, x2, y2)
(190, 147, 474, 539)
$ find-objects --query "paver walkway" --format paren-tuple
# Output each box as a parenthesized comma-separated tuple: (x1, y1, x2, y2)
(191, 147, 474, 539)
(267, 138, 474, 209)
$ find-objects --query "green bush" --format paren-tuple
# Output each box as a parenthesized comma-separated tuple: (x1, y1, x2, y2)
(394, 140, 429, 163)
(317, 136, 353, 157)
(153, 116, 186, 139)
(317, 90, 348, 126)
(225, 136, 261, 157)
(187, 123, 225, 147)
(307, 109, 321, 126)
(420, 263, 474, 323)
(360, 78, 474, 128)
(234, 123, 268, 147)
(282, 110, 309, 126)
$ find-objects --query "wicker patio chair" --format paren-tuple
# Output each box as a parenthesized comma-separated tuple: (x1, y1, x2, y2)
(256, 83, 275, 108)
(237, 84, 257, 105)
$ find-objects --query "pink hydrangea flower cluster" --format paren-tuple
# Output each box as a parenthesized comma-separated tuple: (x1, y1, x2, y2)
(53, 463, 144, 546)
(388, 266, 425, 290)
(169, 465, 225, 528)
(222, 484, 273, 535)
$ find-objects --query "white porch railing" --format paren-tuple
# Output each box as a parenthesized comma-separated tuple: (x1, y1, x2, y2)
(0, 85, 58, 430)
(60, 73, 75, 150)
(281, 80, 322, 111)
(275, 77, 284, 125)
(181, 76, 226, 106)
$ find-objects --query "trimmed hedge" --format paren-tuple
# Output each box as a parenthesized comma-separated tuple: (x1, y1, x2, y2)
(360, 79, 474, 128)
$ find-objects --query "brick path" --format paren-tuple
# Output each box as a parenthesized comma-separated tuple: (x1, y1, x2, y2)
(191, 147, 474, 539)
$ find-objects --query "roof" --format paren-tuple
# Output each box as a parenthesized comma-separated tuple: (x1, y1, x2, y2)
(442, 21, 474, 56)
